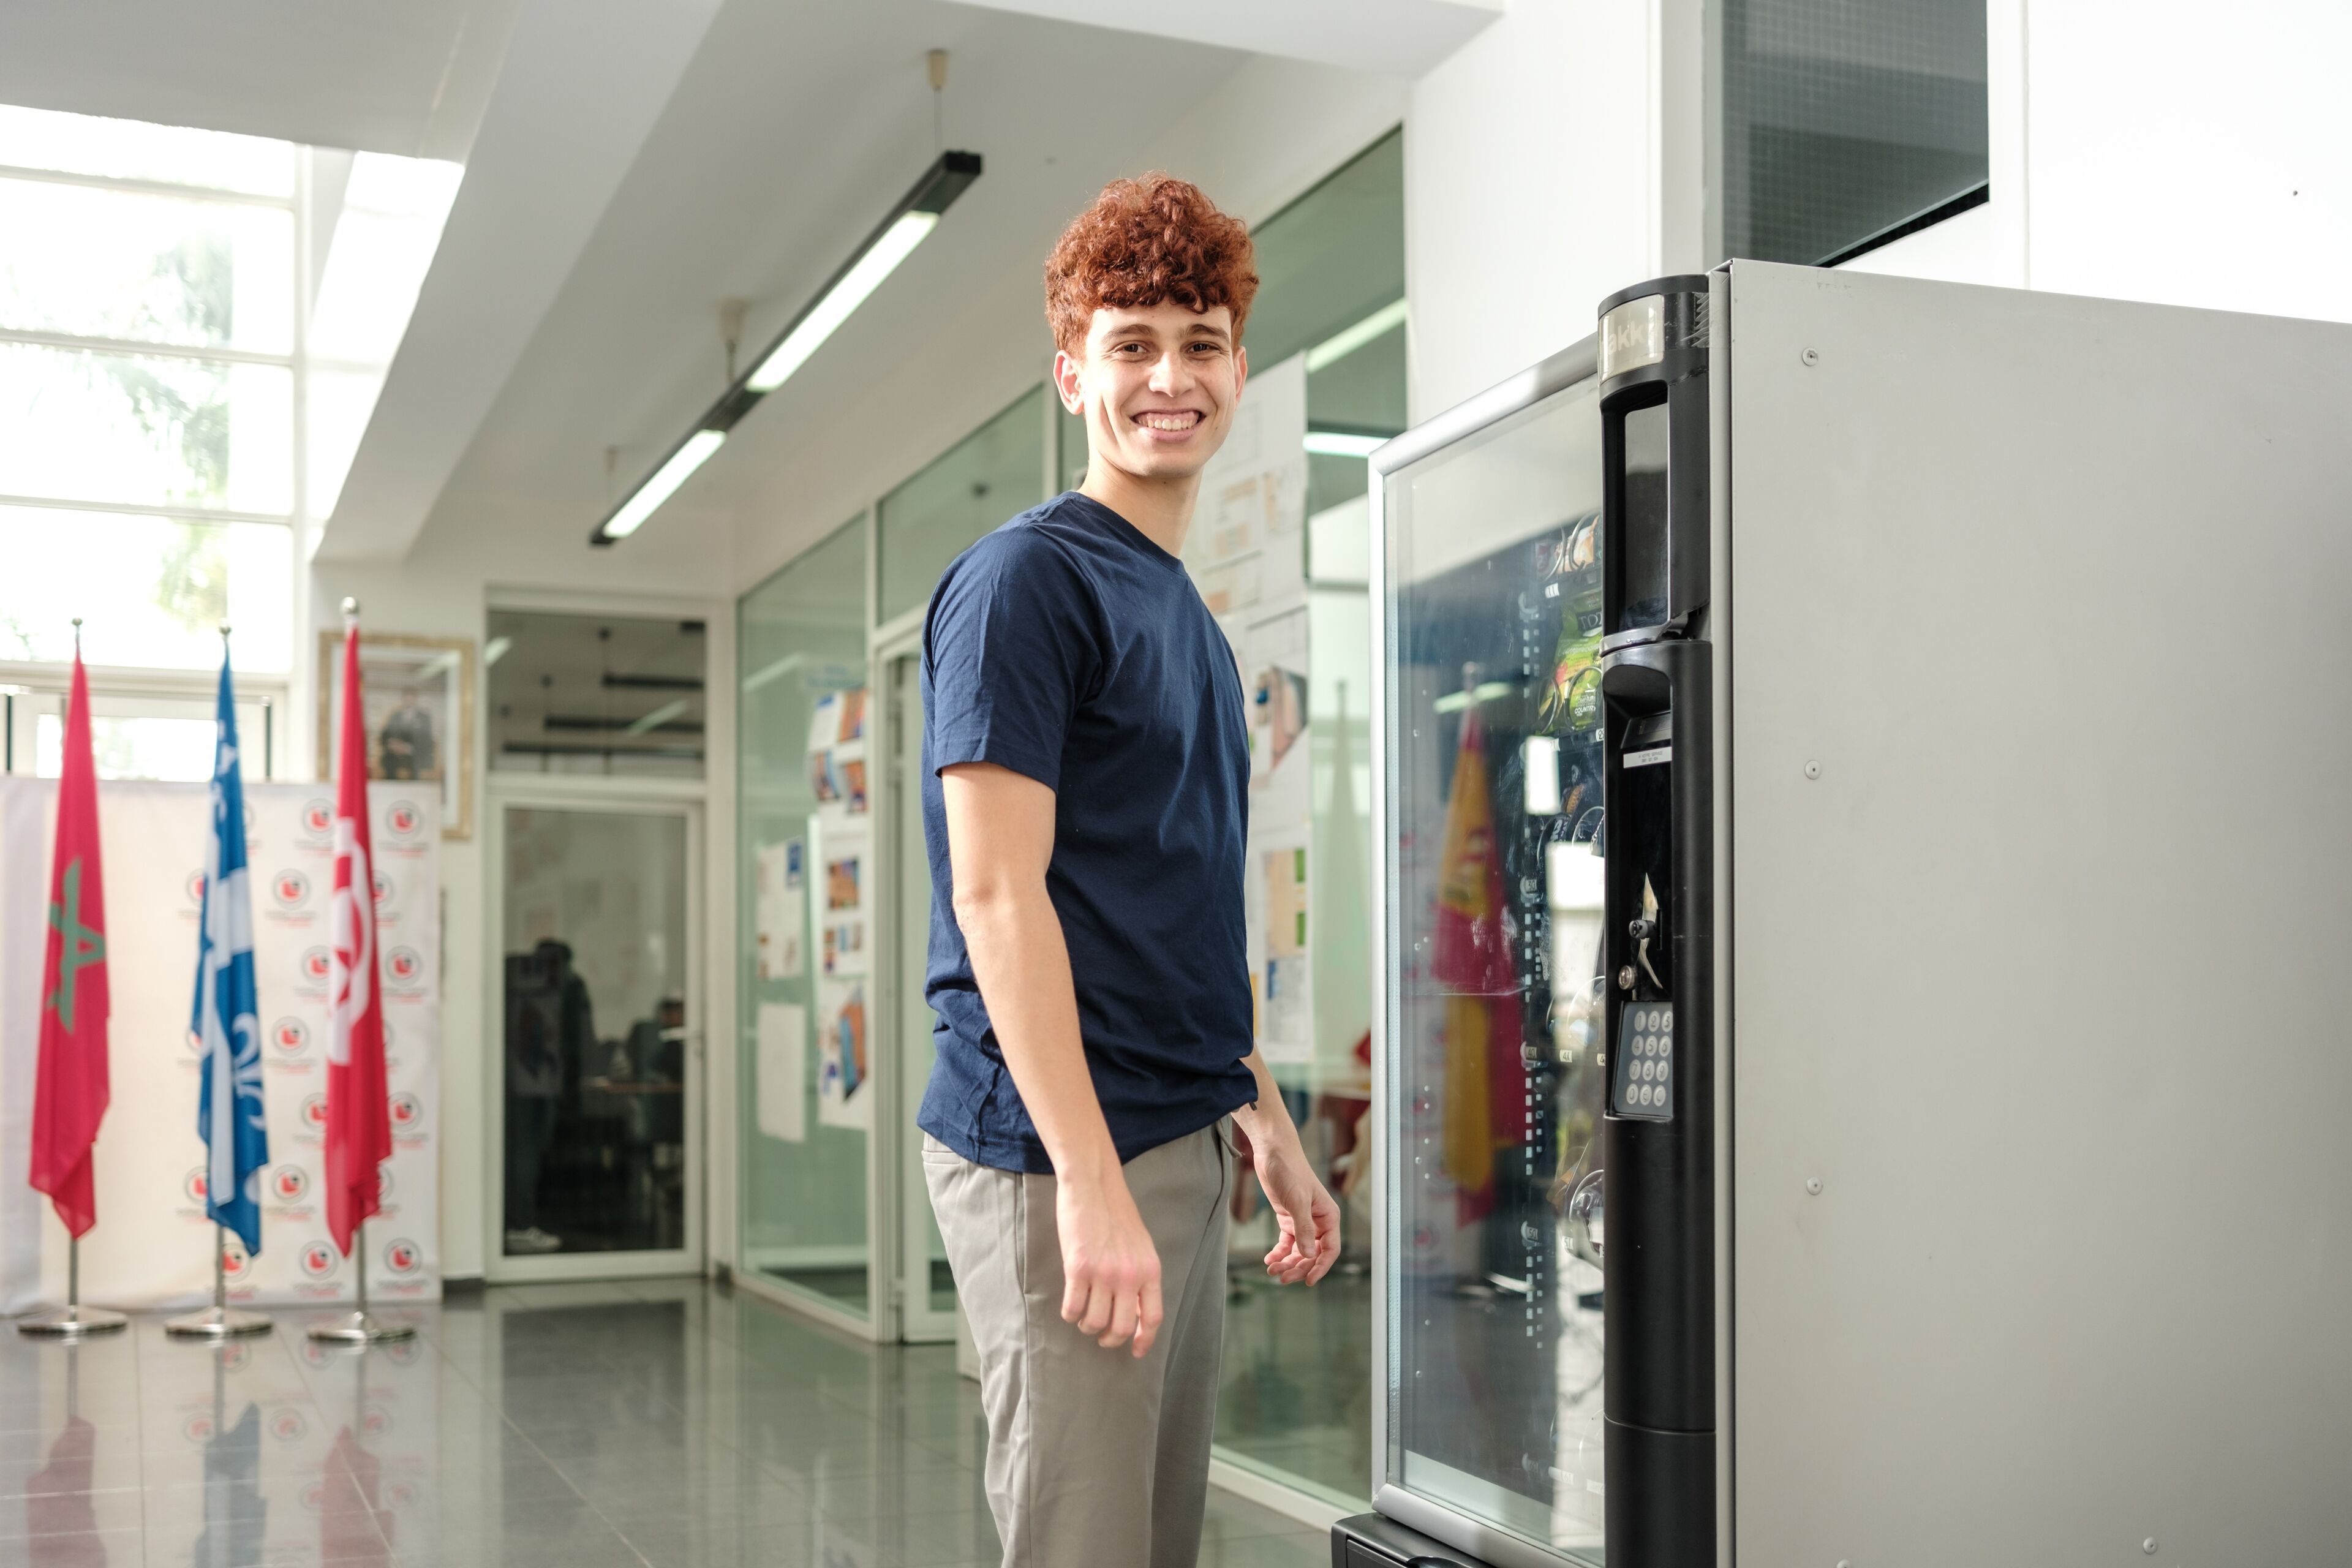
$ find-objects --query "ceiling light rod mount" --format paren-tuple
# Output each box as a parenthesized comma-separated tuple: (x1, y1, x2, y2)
(591, 148, 983, 546)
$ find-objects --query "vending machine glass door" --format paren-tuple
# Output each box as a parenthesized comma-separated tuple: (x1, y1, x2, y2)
(1375, 345, 1608, 1567)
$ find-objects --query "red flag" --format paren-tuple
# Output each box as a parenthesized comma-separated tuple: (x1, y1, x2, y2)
(325, 624, 390, 1256)
(29, 648, 109, 1238)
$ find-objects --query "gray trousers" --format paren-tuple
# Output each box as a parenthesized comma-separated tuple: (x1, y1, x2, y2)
(924, 1124, 1232, 1568)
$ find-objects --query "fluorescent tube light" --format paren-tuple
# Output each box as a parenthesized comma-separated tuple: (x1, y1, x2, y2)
(624, 698, 692, 737)
(483, 635, 513, 666)
(749, 211, 938, 392)
(1305, 298, 1408, 373)
(601, 429, 725, 541)
(591, 150, 981, 546)
(1303, 430, 1389, 459)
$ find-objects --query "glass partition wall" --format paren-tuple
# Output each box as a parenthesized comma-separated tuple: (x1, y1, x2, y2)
(738, 516, 875, 1320)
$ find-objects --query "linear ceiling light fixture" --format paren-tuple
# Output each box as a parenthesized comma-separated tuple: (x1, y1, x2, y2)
(592, 149, 982, 545)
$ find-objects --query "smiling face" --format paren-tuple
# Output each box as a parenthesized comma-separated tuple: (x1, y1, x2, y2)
(1056, 301, 1248, 489)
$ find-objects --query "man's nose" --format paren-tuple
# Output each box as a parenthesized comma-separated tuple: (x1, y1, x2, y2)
(1148, 351, 1192, 394)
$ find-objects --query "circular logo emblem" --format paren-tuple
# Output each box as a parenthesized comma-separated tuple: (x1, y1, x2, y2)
(186, 870, 206, 905)
(375, 1164, 396, 1202)
(183, 1413, 217, 1444)
(372, 869, 393, 906)
(184, 1167, 209, 1204)
(382, 1238, 423, 1277)
(272, 870, 309, 908)
(271, 1017, 309, 1055)
(270, 1408, 308, 1442)
(271, 1166, 309, 1202)
(388, 1092, 423, 1132)
(386, 947, 423, 987)
(386, 802, 422, 839)
(300, 947, 331, 984)
(221, 1235, 252, 1281)
(302, 800, 333, 836)
(298, 1240, 339, 1280)
(299, 1094, 327, 1132)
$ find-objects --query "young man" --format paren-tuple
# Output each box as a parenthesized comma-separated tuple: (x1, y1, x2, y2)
(918, 176, 1342, 1567)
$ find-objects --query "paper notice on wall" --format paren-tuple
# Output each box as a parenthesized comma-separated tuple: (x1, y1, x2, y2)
(807, 688, 870, 813)
(755, 1002, 807, 1144)
(817, 809, 869, 978)
(1184, 353, 1306, 620)
(1240, 603, 1312, 836)
(1252, 829, 1314, 1064)
(816, 977, 870, 1129)
(755, 840, 805, 981)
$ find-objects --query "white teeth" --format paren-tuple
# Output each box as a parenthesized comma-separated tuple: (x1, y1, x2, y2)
(1140, 413, 1197, 431)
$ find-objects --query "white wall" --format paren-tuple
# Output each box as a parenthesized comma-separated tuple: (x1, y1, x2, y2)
(1407, 0, 2352, 420)
(1404, 0, 1703, 421)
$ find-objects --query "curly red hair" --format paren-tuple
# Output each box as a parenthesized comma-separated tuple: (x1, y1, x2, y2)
(1045, 175, 1258, 355)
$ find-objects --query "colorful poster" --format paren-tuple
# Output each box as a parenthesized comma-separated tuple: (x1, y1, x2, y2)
(816, 978, 869, 1129)
(818, 813, 869, 978)
(807, 688, 870, 813)
(755, 839, 804, 981)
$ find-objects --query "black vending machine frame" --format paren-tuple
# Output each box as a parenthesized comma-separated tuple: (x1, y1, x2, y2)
(1595, 274, 1717, 1568)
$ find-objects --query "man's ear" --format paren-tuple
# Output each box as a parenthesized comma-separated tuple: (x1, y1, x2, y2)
(1232, 343, 1248, 401)
(1052, 348, 1085, 415)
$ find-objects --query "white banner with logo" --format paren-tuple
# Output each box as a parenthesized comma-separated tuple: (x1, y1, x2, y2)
(0, 779, 440, 1313)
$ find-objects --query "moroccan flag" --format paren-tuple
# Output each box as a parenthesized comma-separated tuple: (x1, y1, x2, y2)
(29, 647, 109, 1238)
(324, 623, 390, 1256)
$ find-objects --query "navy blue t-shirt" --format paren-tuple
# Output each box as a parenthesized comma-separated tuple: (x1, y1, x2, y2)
(916, 491, 1257, 1173)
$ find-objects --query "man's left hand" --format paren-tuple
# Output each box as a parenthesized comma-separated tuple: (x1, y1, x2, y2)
(1251, 1134, 1341, 1287)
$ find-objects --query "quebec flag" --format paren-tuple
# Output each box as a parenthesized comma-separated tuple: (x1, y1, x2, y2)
(195, 645, 267, 1254)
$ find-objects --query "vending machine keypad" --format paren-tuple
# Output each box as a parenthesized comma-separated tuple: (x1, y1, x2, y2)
(1613, 1003, 1675, 1120)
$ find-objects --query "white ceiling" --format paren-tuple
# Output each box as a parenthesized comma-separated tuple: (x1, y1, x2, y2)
(944, 0, 1502, 77)
(380, 1, 1282, 582)
(1, 0, 1416, 594)
(0, 0, 523, 159)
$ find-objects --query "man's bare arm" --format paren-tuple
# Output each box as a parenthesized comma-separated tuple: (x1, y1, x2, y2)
(941, 761, 1164, 1355)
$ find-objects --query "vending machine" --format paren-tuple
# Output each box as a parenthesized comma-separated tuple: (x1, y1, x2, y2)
(1335, 263, 2352, 1568)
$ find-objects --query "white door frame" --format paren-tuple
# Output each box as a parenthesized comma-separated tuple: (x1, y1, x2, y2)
(484, 775, 707, 1283)
(873, 628, 958, 1343)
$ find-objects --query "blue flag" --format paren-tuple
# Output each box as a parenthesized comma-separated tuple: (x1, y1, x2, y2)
(195, 647, 266, 1254)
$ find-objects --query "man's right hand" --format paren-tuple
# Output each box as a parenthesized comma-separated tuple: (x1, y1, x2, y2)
(1055, 1164, 1163, 1357)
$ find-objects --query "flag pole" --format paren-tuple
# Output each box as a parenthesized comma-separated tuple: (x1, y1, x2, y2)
(21, 622, 127, 1341)
(164, 1226, 271, 1339)
(169, 623, 273, 1341)
(310, 600, 413, 1348)
(308, 1219, 412, 1345)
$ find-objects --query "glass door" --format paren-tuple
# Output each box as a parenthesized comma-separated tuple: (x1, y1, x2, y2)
(883, 643, 959, 1341)
(491, 795, 703, 1279)
(1374, 346, 1611, 1566)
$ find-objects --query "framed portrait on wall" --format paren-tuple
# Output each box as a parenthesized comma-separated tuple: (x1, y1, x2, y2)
(317, 631, 477, 839)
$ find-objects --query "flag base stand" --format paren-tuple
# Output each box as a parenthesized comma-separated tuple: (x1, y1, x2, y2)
(306, 1310, 415, 1346)
(306, 1223, 413, 1346)
(17, 1304, 128, 1339)
(165, 1305, 272, 1339)
(18, 1238, 126, 1338)
(168, 1224, 272, 1338)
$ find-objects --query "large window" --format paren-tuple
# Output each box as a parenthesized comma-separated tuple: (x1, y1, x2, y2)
(0, 103, 456, 704)
(875, 387, 1047, 625)
(1716, 0, 1990, 265)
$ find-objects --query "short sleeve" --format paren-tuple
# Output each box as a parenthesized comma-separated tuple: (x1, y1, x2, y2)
(923, 527, 1099, 791)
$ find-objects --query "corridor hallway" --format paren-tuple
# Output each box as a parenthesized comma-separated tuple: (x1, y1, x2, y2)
(0, 1280, 1330, 1567)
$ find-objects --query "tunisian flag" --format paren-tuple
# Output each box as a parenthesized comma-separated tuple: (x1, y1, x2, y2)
(29, 647, 110, 1238)
(324, 623, 390, 1256)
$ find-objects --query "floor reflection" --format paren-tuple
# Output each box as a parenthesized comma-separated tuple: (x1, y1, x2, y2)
(1, 1280, 1331, 1567)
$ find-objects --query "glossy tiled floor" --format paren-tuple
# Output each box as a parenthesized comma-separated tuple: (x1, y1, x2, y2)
(0, 1278, 1332, 1567)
